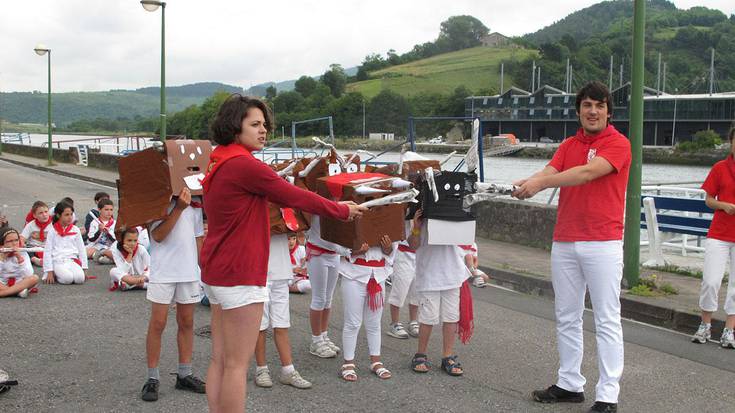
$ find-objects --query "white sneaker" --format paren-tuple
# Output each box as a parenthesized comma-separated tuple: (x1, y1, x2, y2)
(254, 368, 273, 388)
(386, 322, 409, 339)
(309, 341, 336, 358)
(97, 255, 113, 265)
(407, 320, 420, 338)
(323, 336, 340, 354)
(720, 328, 735, 349)
(17, 288, 29, 298)
(691, 322, 711, 344)
(279, 370, 312, 389)
(473, 276, 487, 288)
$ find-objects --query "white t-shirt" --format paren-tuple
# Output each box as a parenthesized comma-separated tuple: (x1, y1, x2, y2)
(414, 221, 467, 292)
(21, 220, 52, 248)
(110, 242, 151, 276)
(42, 225, 89, 272)
(87, 217, 117, 249)
(0, 252, 34, 283)
(292, 245, 306, 268)
(267, 234, 292, 281)
(148, 202, 204, 283)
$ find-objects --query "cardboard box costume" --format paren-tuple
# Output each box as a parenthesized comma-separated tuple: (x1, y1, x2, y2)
(116, 140, 211, 230)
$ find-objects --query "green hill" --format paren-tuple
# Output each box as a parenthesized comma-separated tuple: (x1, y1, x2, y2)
(0, 82, 243, 126)
(347, 46, 537, 99)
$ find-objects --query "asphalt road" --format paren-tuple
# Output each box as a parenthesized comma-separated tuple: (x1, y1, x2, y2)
(1, 159, 734, 413)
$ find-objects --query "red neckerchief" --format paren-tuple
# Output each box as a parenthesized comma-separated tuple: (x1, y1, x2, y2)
(35, 217, 52, 242)
(289, 244, 298, 265)
(573, 124, 616, 145)
(200, 144, 251, 194)
(458, 244, 476, 252)
(25, 211, 34, 224)
(189, 200, 203, 209)
(726, 154, 735, 182)
(122, 244, 139, 259)
(100, 217, 114, 230)
(53, 222, 77, 237)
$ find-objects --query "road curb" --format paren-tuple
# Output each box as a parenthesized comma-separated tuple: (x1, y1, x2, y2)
(481, 264, 722, 336)
(0, 156, 117, 188)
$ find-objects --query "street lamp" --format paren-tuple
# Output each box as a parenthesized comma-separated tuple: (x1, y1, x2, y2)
(141, 0, 167, 141)
(34, 44, 53, 165)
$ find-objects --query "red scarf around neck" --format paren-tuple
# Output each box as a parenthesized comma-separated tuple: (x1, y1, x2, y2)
(35, 218, 52, 242)
(122, 244, 139, 259)
(289, 244, 298, 265)
(53, 222, 77, 237)
(200, 144, 251, 194)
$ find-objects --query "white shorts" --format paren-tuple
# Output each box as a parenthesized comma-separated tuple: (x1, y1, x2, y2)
(147, 281, 201, 305)
(202, 283, 268, 310)
(387, 251, 417, 308)
(260, 280, 290, 330)
(417, 288, 460, 325)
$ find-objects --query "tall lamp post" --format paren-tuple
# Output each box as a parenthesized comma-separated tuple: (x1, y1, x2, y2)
(34, 44, 53, 165)
(141, 0, 167, 140)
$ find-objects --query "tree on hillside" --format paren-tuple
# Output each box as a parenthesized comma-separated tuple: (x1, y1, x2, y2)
(265, 85, 277, 99)
(294, 76, 318, 98)
(272, 91, 304, 114)
(327, 92, 365, 136)
(367, 90, 410, 135)
(321, 64, 347, 98)
(436, 15, 489, 52)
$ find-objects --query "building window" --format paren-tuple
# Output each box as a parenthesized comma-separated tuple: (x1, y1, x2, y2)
(482, 98, 488, 105)
(498, 98, 503, 105)
(547, 96, 553, 104)
(530, 97, 535, 104)
(513, 97, 518, 105)
(529, 109, 535, 116)
(563, 108, 569, 117)
(564, 96, 569, 103)
(547, 109, 552, 116)
(512, 109, 518, 118)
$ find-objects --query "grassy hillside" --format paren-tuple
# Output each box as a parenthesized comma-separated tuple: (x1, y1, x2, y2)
(346, 46, 537, 98)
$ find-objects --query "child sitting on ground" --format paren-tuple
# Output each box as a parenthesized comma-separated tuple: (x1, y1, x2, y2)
(109, 227, 150, 291)
(82, 192, 110, 241)
(86, 198, 116, 264)
(0, 228, 40, 298)
(42, 201, 88, 285)
(21, 201, 53, 267)
(287, 233, 310, 293)
(459, 243, 490, 288)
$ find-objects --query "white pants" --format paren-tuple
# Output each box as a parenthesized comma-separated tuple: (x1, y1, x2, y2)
(308, 254, 339, 311)
(109, 268, 148, 290)
(341, 277, 384, 361)
(260, 280, 291, 330)
(52, 260, 85, 284)
(551, 241, 624, 404)
(700, 238, 735, 314)
(387, 251, 418, 308)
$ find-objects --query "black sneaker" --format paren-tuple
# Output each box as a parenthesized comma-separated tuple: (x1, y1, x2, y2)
(141, 378, 159, 402)
(588, 401, 618, 412)
(532, 384, 585, 404)
(175, 374, 206, 394)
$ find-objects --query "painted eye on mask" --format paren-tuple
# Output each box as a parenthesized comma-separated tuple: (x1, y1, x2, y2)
(179, 145, 186, 154)
(444, 183, 451, 191)
(328, 163, 341, 176)
(454, 184, 461, 191)
(346, 164, 358, 173)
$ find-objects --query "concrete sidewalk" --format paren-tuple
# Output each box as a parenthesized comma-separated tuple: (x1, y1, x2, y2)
(1, 151, 725, 336)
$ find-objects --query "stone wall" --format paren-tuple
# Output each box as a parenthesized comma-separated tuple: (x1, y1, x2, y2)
(1, 143, 120, 172)
(472, 198, 557, 250)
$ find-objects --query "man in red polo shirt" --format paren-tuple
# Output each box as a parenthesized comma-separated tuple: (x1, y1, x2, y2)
(513, 81, 631, 413)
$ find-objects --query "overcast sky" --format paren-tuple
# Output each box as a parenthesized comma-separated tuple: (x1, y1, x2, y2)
(1, 0, 732, 93)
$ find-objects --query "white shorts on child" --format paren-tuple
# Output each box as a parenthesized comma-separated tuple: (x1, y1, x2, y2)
(260, 280, 290, 330)
(202, 283, 268, 310)
(417, 287, 460, 325)
(147, 281, 200, 305)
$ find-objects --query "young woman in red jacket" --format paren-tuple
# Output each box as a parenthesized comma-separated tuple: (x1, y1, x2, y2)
(200, 94, 366, 412)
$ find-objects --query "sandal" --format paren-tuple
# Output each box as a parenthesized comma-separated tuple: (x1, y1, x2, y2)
(370, 362, 392, 379)
(411, 353, 431, 373)
(339, 363, 357, 382)
(441, 355, 463, 376)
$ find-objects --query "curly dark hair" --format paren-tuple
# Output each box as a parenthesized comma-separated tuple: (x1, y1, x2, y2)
(210, 94, 274, 145)
(575, 81, 614, 117)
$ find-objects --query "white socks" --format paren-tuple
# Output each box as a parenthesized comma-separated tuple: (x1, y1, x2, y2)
(311, 334, 322, 344)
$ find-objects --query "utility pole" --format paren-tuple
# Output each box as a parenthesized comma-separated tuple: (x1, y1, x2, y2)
(362, 98, 366, 139)
(662, 61, 667, 93)
(623, 0, 646, 287)
(500, 62, 504, 93)
(537, 67, 541, 90)
(566, 58, 571, 93)
(656, 52, 661, 96)
(619, 56, 624, 88)
(609, 55, 614, 89)
(570, 65, 574, 92)
(709, 48, 715, 95)
(531, 60, 536, 91)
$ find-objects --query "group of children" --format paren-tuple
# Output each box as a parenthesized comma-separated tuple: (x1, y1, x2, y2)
(1, 183, 491, 400)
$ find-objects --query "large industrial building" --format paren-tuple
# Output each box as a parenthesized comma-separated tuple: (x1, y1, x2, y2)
(466, 83, 735, 145)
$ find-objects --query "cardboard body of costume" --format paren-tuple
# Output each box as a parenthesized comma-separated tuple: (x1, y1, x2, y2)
(268, 160, 310, 234)
(116, 140, 211, 230)
(316, 172, 405, 250)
